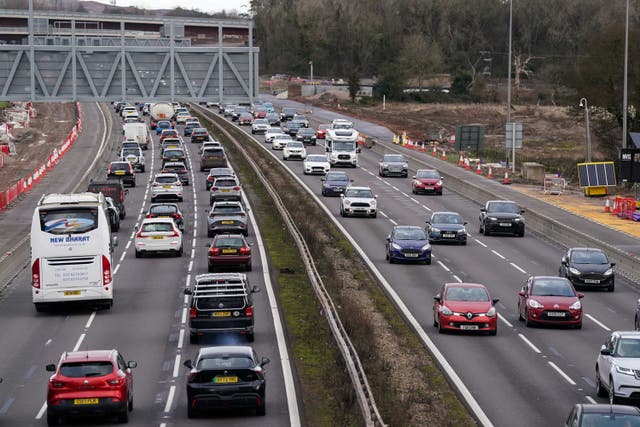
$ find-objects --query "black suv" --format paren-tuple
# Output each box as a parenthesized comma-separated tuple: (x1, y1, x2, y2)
(185, 273, 260, 343)
(87, 179, 128, 219)
(479, 200, 525, 236)
(161, 161, 189, 186)
(279, 107, 296, 122)
(106, 161, 136, 187)
(183, 345, 269, 417)
(559, 247, 616, 292)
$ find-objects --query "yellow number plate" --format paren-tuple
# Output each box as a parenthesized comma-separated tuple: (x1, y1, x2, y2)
(213, 311, 231, 317)
(222, 249, 237, 254)
(214, 376, 238, 384)
(162, 185, 172, 188)
(220, 220, 234, 225)
(151, 236, 164, 240)
(64, 290, 81, 296)
(221, 189, 230, 192)
(115, 171, 125, 175)
(74, 398, 98, 405)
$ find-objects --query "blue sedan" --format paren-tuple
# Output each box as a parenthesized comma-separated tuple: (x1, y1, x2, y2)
(321, 171, 352, 196)
(156, 120, 172, 135)
(385, 225, 432, 264)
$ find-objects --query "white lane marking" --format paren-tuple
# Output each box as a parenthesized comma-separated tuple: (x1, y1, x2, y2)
(585, 314, 611, 331)
(113, 264, 120, 275)
(72, 333, 86, 352)
(190, 249, 195, 259)
(390, 185, 400, 191)
(172, 355, 181, 378)
(491, 250, 505, 259)
(194, 212, 198, 221)
(421, 204, 432, 212)
(181, 307, 188, 324)
(402, 192, 411, 198)
(35, 402, 47, 419)
(184, 294, 189, 304)
(188, 260, 193, 272)
(510, 262, 527, 274)
(411, 198, 420, 204)
(177, 329, 185, 349)
(379, 211, 388, 218)
(585, 396, 597, 404)
(119, 252, 126, 262)
(85, 312, 96, 329)
(191, 240, 196, 249)
(45, 339, 52, 346)
(518, 333, 542, 354)
(125, 241, 131, 250)
(452, 275, 462, 283)
(163, 385, 176, 413)
(389, 218, 398, 225)
(437, 261, 450, 272)
(185, 274, 191, 287)
(193, 229, 197, 238)
(548, 361, 576, 385)
(498, 314, 513, 328)
(474, 239, 487, 247)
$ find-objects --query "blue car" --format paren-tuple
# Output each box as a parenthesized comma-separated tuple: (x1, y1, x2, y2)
(385, 225, 432, 264)
(426, 211, 468, 245)
(321, 171, 352, 196)
(156, 120, 172, 135)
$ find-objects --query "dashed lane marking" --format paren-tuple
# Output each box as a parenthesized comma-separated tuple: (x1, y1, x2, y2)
(548, 361, 577, 386)
(518, 333, 542, 354)
(585, 314, 611, 331)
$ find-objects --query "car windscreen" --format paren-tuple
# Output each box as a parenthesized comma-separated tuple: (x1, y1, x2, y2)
(163, 165, 186, 173)
(326, 174, 349, 182)
(157, 121, 171, 128)
(580, 413, 640, 426)
(384, 155, 404, 162)
(60, 361, 113, 378)
(122, 149, 139, 156)
(214, 237, 245, 247)
(307, 155, 327, 162)
(203, 148, 224, 156)
(298, 129, 314, 135)
(197, 356, 253, 370)
(214, 179, 237, 187)
(445, 287, 489, 302)
(287, 142, 303, 148)
(40, 207, 99, 234)
(487, 202, 521, 214)
(431, 214, 463, 224)
(110, 163, 130, 171)
(212, 206, 242, 215)
(417, 170, 440, 179)
(155, 176, 178, 184)
(141, 222, 174, 232)
(570, 250, 608, 264)
(333, 141, 356, 151)
(195, 296, 244, 310)
(150, 205, 177, 214)
(531, 278, 574, 296)
(394, 228, 426, 240)
(345, 189, 373, 198)
(614, 338, 640, 358)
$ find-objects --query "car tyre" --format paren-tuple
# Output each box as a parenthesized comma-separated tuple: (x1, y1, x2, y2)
(207, 230, 213, 238)
(47, 412, 60, 426)
(35, 303, 45, 313)
(371, 212, 377, 218)
(141, 166, 145, 173)
(488, 326, 497, 336)
(575, 322, 582, 329)
(433, 313, 438, 327)
(610, 378, 617, 404)
(518, 229, 525, 237)
(131, 180, 136, 188)
(608, 283, 615, 292)
(425, 258, 432, 265)
(187, 405, 198, 419)
(256, 401, 266, 416)
(135, 249, 142, 258)
(596, 370, 608, 397)
(246, 262, 252, 271)
(339, 207, 345, 217)
(176, 247, 183, 257)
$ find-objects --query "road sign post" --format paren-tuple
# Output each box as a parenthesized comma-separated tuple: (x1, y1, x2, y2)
(506, 122, 523, 173)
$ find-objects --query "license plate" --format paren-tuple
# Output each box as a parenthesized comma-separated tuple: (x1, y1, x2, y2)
(442, 233, 455, 238)
(460, 325, 479, 330)
(499, 223, 512, 227)
(214, 376, 238, 384)
(64, 290, 81, 296)
(74, 398, 98, 405)
(221, 189, 230, 192)
(404, 253, 419, 257)
(220, 220, 234, 225)
(115, 171, 125, 175)
(546, 311, 566, 317)
(424, 186, 433, 189)
(151, 236, 164, 240)
(213, 311, 231, 317)
(222, 249, 237, 254)
(584, 279, 601, 284)
(163, 185, 172, 188)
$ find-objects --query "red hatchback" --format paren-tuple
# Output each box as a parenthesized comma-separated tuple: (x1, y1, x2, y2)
(433, 283, 499, 335)
(46, 349, 137, 425)
(316, 124, 330, 139)
(412, 168, 443, 195)
(208, 234, 252, 272)
(518, 276, 584, 328)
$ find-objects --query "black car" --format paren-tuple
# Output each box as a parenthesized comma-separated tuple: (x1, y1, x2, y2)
(206, 167, 235, 191)
(145, 203, 185, 231)
(426, 211, 467, 245)
(296, 127, 317, 145)
(106, 161, 136, 187)
(265, 112, 280, 126)
(104, 197, 121, 232)
(279, 107, 296, 122)
(559, 247, 615, 292)
(162, 148, 186, 168)
(161, 161, 190, 186)
(565, 403, 640, 426)
(283, 120, 303, 136)
(191, 128, 209, 143)
(87, 179, 128, 219)
(183, 345, 270, 418)
(479, 200, 525, 237)
(321, 171, 352, 196)
(379, 154, 408, 177)
(185, 273, 260, 343)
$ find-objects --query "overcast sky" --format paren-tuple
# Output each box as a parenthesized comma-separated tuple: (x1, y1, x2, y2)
(93, 0, 249, 14)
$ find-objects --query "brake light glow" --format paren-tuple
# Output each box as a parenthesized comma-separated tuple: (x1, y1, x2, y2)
(245, 306, 253, 317)
(239, 247, 251, 255)
(31, 258, 40, 289)
(102, 255, 112, 287)
(189, 308, 196, 318)
(212, 187, 218, 191)
(233, 186, 240, 191)
(209, 247, 221, 256)
(136, 229, 144, 238)
(170, 229, 180, 237)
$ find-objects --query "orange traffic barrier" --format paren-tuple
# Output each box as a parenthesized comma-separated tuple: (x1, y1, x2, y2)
(502, 171, 511, 185)
(487, 167, 493, 179)
(618, 197, 636, 219)
(476, 162, 482, 174)
(604, 197, 611, 213)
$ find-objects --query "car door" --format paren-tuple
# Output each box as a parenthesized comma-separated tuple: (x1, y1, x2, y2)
(117, 353, 133, 399)
(434, 285, 445, 323)
(518, 280, 531, 318)
(599, 334, 616, 390)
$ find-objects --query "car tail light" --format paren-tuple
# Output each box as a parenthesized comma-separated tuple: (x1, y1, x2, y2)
(233, 186, 240, 191)
(106, 165, 112, 175)
(119, 189, 124, 200)
(245, 306, 253, 317)
(107, 377, 123, 386)
(146, 213, 155, 218)
(207, 176, 214, 181)
(102, 255, 112, 287)
(136, 229, 144, 238)
(239, 247, 251, 255)
(212, 187, 218, 191)
(170, 228, 180, 237)
(151, 182, 158, 187)
(189, 308, 196, 318)
(209, 247, 221, 256)
(31, 258, 40, 289)
(51, 379, 67, 389)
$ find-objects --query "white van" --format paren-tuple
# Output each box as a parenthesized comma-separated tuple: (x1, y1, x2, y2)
(325, 128, 360, 167)
(30, 193, 117, 312)
(122, 122, 150, 150)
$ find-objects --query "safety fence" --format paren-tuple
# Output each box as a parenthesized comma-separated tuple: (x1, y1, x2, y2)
(0, 103, 82, 210)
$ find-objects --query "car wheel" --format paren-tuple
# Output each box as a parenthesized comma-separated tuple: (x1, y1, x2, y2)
(425, 258, 432, 265)
(438, 319, 445, 334)
(635, 315, 639, 331)
(340, 208, 345, 217)
(518, 304, 523, 321)
(608, 283, 615, 292)
(389, 254, 395, 264)
(596, 369, 608, 397)
(207, 230, 213, 238)
(47, 412, 59, 426)
(479, 223, 484, 234)
(461, 241, 467, 246)
(141, 166, 145, 173)
(518, 229, 525, 237)
(131, 181, 136, 188)
(433, 312, 439, 327)
(200, 167, 204, 172)
(176, 247, 183, 257)
(189, 333, 198, 345)
(575, 322, 582, 329)
(35, 303, 45, 313)
(610, 378, 617, 404)
(412, 186, 416, 194)
(135, 249, 142, 258)
(113, 222, 120, 232)
(187, 405, 198, 418)
(385, 250, 389, 261)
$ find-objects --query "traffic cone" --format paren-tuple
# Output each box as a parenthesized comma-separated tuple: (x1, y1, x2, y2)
(604, 197, 611, 213)
(441, 151, 447, 161)
(432, 145, 437, 157)
(458, 153, 464, 166)
(502, 171, 511, 185)
(487, 167, 493, 179)
(464, 157, 471, 170)
(421, 142, 426, 152)
(476, 162, 482, 175)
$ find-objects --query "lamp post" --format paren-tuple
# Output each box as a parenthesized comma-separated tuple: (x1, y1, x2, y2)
(623, 0, 629, 149)
(506, 0, 513, 166)
(309, 60, 313, 83)
(579, 98, 592, 162)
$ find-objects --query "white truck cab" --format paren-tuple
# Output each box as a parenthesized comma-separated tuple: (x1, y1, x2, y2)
(325, 126, 360, 168)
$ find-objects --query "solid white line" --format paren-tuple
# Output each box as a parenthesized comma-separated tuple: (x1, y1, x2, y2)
(113, 264, 120, 275)
(163, 385, 176, 413)
(181, 307, 188, 324)
(510, 262, 527, 274)
(474, 239, 487, 247)
(172, 355, 181, 378)
(177, 329, 185, 349)
(73, 333, 86, 352)
(548, 361, 576, 385)
(585, 396, 597, 404)
(518, 333, 542, 354)
(452, 275, 462, 283)
(585, 313, 611, 331)
(85, 312, 96, 329)
(437, 260, 450, 272)
(498, 314, 513, 328)
(389, 218, 398, 225)
(491, 250, 505, 259)
(402, 192, 411, 198)
(35, 402, 47, 419)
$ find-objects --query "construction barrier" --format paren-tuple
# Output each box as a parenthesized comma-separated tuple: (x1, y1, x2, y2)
(617, 197, 636, 220)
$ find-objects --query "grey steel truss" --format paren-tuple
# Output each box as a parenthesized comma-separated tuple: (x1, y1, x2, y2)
(0, 10, 259, 104)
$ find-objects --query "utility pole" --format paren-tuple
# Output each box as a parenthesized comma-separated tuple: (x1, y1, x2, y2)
(506, 0, 513, 167)
(623, 0, 629, 149)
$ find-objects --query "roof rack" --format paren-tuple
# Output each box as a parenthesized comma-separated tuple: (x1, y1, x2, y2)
(190, 273, 249, 298)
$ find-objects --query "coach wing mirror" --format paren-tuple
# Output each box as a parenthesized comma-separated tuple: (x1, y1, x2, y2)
(183, 288, 193, 295)
(357, 147, 362, 153)
(480, 208, 486, 212)
(260, 357, 270, 367)
(385, 235, 391, 241)
(521, 209, 525, 214)
(112, 236, 118, 247)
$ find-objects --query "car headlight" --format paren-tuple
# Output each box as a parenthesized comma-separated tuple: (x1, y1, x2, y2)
(343, 199, 351, 206)
(440, 305, 452, 316)
(486, 306, 496, 317)
(616, 365, 634, 376)
(402, 163, 408, 169)
(488, 216, 498, 221)
(437, 180, 443, 186)
(604, 268, 614, 276)
(430, 227, 441, 233)
(569, 300, 581, 310)
(514, 218, 522, 222)
(528, 299, 544, 309)
(391, 243, 401, 250)
(460, 228, 467, 235)
(421, 244, 431, 251)
(568, 267, 581, 275)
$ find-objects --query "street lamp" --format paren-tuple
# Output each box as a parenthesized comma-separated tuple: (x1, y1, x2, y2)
(308, 60, 313, 82)
(579, 98, 592, 162)
(506, 0, 513, 167)
(623, 0, 629, 149)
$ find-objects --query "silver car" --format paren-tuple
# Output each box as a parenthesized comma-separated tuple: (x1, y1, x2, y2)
(206, 200, 249, 237)
(209, 176, 241, 205)
(251, 118, 270, 134)
(205, 167, 236, 191)
(379, 154, 408, 177)
(119, 147, 145, 172)
(151, 173, 184, 202)
(265, 127, 285, 143)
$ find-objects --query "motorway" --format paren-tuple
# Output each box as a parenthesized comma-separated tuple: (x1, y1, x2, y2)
(0, 104, 299, 426)
(205, 98, 640, 426)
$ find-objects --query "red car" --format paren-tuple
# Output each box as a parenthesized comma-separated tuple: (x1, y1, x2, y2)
(412, 168, 443, 195)
(518, 276, 583, 328)
(208, 233, 252, 272)
(253, 106, 268, 118)
(238, 112, 255, 125)
(46, 349, 137, 425)
(433, 283, 499, 335)
(316, 124, 330, 139)
(159, 129, 180, 143)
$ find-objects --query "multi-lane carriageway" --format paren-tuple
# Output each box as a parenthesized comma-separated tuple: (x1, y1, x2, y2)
(0, 103, 300, 427)
(196, 97, 640, 427)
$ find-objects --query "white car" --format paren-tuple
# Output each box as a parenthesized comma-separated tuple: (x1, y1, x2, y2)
(134, 217, 183, 258)
(119, 147, 145, 172)
(199, 140, 223, 155)
(151, 173, 183, 202)
(303, 154, 330, 175)
(175, 112, 191, 124)
(272, 134, 293, 150)
(596, 331, 640, 403)
(283, 141, 307, 160)
(265, 127, 285, 143)
(251, 118, 270, 134)
(340, 186, 377, 218)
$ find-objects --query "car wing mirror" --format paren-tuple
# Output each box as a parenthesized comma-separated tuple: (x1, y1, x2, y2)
(127, 361, 137, 369)
(45, 364, 56, 372)
(385, 236, 391, 242)
(600, 346, 611, 356)
(357, 147, 362, 153)
(577, 292, 584, 299)
(518, 290, 525, 297)
(183, 360, 193, 369)
(425, 221, 431, 224)
(252, 285, 261, 293)
(433, 295, 441, 303)
(374, 195, 378, 199)
(183, 288, 193, 295)
(480, 208, 486, 212)
(260, 357, 270, 367)
(440, 177, 444, 180)
(412, 176, 417, 179)
(340, 194, 345, 198)
(321, 178, 326, 181)
(611, 262, 616, 267)
(521, 209, 525, 214)
(124, 189, 129, 195)
(463, 221, 468, 225)
(492, 298, 500, 305)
